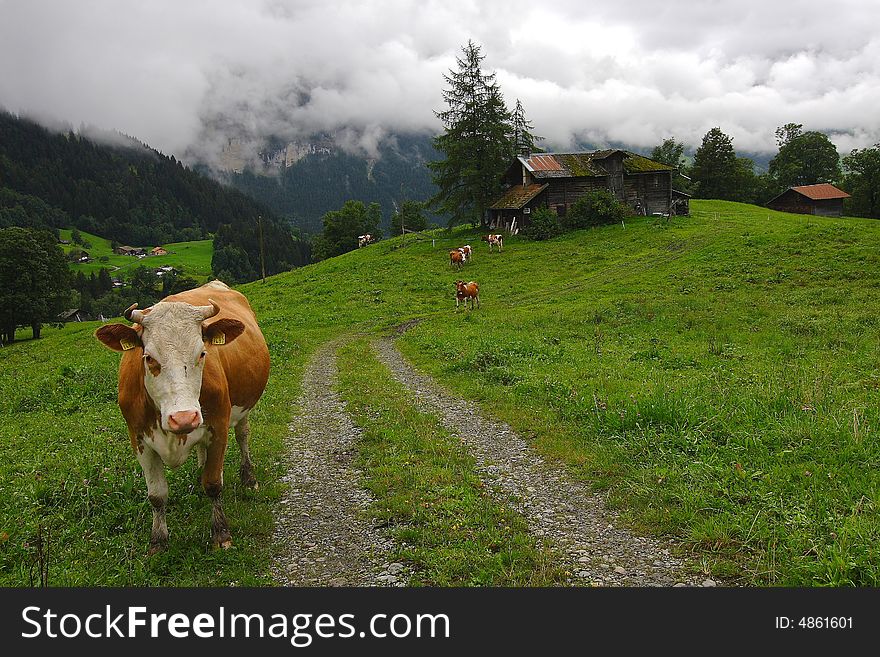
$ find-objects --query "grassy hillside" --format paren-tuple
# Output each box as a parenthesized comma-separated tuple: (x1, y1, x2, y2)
(58, 228, 213, 281)
(2, 199, 879, 586)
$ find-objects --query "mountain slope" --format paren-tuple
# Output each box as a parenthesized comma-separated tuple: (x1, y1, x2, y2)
(221, 133, 438, 232)
(0, 111, 308, 277)
(2, 200, 879, 586)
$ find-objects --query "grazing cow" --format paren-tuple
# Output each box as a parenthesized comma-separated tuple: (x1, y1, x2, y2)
(458, 244, 473, 262)
(455, 280, 480, 310)
(358, 234, 375, 248)
(449, 249, 464, 269)
(94, 280, 270, 553)
(481, 234, 503, 252)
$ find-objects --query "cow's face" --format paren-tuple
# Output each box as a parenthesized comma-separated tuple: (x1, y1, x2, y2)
(96, 300, 245, 434)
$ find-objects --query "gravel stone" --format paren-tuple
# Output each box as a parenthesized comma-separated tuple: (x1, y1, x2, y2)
(373, 335, 707, 587)
(271, 340, 409, 586)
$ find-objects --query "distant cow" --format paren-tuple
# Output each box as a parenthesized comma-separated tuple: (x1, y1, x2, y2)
(95, 281, 270, 553)
(358, 234, 375, 248)
(458, 244, 473, 262)
(449, 249, 464, 269)
(481, 234, 503, 252)
(455, 280, 480, 310)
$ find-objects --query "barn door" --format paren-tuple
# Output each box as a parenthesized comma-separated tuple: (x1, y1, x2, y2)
(609, 172, 625, 202)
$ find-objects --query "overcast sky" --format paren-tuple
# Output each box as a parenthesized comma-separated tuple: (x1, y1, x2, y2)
(2, 0, 879, 166)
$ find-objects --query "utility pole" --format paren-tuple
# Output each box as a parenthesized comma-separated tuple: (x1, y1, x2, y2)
(258, 215, 266, 282)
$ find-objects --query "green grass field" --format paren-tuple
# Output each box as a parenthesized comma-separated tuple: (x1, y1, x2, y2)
(58, 228, 213, 281)
(3, 199, 880, 586)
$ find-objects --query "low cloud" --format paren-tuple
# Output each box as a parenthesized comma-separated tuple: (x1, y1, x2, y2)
(1, 0, 878, 169)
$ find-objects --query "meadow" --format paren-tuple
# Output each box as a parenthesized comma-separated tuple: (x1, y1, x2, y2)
(2, 200, 879, 586)
(58, 228, 213, 281)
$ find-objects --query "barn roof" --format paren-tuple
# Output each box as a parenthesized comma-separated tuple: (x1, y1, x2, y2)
(490, 183, 548, 210)
(767, 183, 851, 206)
(517, 150, 674, 179)
(789, 183, 851, 200)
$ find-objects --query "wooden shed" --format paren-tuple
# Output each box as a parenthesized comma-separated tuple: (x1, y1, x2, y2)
(489, 150, 678, 231)
(766, 184, 850, 217)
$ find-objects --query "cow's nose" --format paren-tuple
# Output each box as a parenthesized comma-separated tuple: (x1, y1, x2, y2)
(168, 410, 201, 433)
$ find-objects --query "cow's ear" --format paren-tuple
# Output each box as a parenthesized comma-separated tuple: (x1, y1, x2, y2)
(203, 318, 246, 346)
(95, 324, 142, 352)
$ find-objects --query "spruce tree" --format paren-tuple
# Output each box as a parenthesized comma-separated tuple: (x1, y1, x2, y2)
(428, 41, 514, 227)
(691, 127, 740, 200)
(511, 99, 542, 155)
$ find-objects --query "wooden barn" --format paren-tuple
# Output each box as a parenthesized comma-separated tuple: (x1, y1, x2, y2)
(488, 150, 681, 231)
(766, 184, 850, 217)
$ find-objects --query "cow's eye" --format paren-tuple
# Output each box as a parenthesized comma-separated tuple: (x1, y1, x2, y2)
(143, 354, 161, 375)
(200, 351, 207, 360)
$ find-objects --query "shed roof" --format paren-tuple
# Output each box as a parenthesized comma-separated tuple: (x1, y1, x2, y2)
(789, 183, 851, 200)
(518, 150, 674, 179)
(490, 183, 548, 210)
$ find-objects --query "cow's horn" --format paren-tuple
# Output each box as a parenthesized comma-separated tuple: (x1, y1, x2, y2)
(124, 303, 149, 324)
(196, 299, 221, 320)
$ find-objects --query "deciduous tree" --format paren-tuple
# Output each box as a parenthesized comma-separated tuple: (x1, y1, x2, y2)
(842, 145, 880, 218)
(0, 227, 72, 342)
(318, 200, 382, 258)
(769, 123, 841, 189)
(391, 200, 428, 235)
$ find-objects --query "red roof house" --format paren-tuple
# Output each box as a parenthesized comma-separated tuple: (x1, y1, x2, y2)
(766, 184, 851, 217)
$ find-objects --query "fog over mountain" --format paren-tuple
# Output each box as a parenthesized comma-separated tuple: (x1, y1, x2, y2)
(2, 0, 879, 169)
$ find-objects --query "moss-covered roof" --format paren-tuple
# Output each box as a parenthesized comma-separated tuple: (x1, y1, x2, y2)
(622, 153, 675, 174)
(490, 183, 548, 210)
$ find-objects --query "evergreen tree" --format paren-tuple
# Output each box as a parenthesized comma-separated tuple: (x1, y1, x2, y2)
(769, 123, 841, 189)
(428, 40, 514, 227)
(511, 99, 542, 155)
(691, 128, 740, 200)
(97, 267, 113, 294)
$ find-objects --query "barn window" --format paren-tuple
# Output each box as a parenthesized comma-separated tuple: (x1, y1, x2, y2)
(555, 204, 567, 217)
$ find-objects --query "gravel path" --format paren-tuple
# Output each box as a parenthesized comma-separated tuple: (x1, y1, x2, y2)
(271, 341, 408, 586)
(374, 336, 714, 587)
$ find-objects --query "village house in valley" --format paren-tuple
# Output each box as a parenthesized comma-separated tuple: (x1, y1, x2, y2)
(766, 183, 851, 217)
(114, 245, 145, 257)
(489, 150, 687, 231)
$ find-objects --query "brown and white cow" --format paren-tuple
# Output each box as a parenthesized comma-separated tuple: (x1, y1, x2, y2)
(481, 234, 503, 252)
(358, 234, 375, 248)
(449, 249, 464, 269)
(95, 280, 270, 553)
(458, 244, 472, 263)
(455, 280, 480, 310)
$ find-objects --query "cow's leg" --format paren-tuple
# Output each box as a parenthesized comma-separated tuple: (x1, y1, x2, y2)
(202, 429, 232, 549)
(136, 445, 169, 554)
(235, 416, 258, 490)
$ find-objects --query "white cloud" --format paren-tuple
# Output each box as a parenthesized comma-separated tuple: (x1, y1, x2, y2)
(1, 0, 878, 167)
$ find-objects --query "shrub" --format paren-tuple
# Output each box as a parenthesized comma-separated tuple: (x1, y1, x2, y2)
(522, 207, 563, 241)
(564, 190, 629, 229)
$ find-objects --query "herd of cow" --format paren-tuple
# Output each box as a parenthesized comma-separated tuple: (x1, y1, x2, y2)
(450, 234, 503, 311)
(94, 231, 507, 553)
